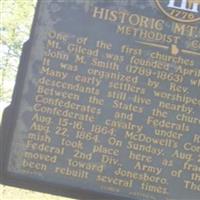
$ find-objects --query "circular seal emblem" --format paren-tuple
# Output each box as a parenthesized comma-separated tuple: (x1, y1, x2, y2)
(155, 0, 200, 23)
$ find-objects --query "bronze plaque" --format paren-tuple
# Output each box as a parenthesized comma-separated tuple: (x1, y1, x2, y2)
(1, 1, 200, 200)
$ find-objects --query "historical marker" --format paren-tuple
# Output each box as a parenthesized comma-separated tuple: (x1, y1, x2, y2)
(1, 1, 200, 200)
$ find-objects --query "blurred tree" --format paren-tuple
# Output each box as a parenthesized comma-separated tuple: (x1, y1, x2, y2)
(0, 0, 36, 102)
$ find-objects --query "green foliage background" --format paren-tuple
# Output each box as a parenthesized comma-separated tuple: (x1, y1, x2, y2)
(0, 0, 36, 102)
